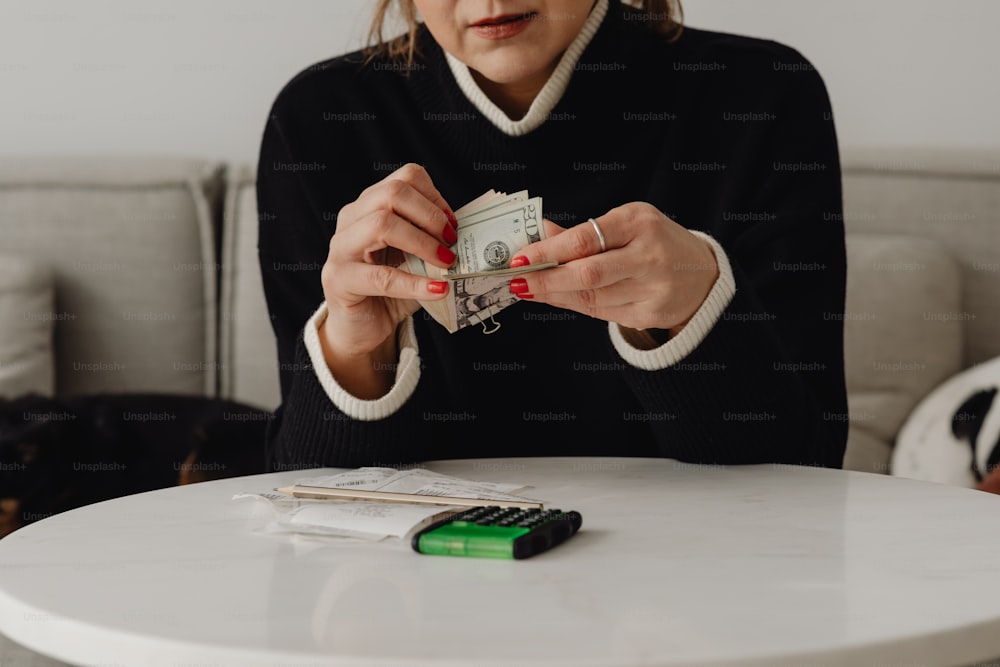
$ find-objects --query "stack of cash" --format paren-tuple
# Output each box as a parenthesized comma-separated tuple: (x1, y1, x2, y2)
(403, 190, 556, 334)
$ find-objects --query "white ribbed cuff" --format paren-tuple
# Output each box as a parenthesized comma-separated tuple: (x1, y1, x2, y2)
(444, 0, 608, 136)
(610, 231, 736, 371)
(303, 303, 421, 420)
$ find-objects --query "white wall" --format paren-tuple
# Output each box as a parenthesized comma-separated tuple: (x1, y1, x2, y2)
(683, 0, 1000, 153)
(0, 0, 997, 164)
(0, 0, 371, 163)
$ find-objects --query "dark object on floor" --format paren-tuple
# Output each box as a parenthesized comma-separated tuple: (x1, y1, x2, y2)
(0, 392, 271, 538)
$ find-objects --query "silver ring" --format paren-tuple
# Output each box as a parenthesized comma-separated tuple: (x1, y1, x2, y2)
(589, 218, 607, 253)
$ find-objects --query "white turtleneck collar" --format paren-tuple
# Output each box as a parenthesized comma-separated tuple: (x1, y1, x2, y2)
(444, 0, 610, 137)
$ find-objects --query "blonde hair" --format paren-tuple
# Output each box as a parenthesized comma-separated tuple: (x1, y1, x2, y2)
(365, 0, 684, 67)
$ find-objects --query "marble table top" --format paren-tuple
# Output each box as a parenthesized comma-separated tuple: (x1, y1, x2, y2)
(2, 457, 1000, 666)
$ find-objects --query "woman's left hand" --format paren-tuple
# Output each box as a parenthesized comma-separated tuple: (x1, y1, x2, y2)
(507, 202, 719, 334)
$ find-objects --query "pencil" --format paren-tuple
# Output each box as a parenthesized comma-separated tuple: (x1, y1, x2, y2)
(274, 485, 544, 509)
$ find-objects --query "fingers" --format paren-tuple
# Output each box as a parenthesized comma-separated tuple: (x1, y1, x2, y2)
(333, 163, 460, 273)
(324, 260, 450, 304)
(508, 275, 684, 330)
(340, 163, 456, 244)
(510, 252, 631, 299)
(540, 218, 567, 238)
(510, 272, 640, 311)
(362, 163, 456, 233)
(502, 204, 710, 330)
(506, 203, 664, 309)
(334, 208, 457, 270)
(511, 214, 614, 268)
(507, 215, 631, 312)
(386, 163, 455, 224)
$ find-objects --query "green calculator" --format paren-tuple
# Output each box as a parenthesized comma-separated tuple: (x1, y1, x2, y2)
(411, 506, 582, 559)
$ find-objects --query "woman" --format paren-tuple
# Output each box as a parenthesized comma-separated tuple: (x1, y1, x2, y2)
(257, 0, 847, 469)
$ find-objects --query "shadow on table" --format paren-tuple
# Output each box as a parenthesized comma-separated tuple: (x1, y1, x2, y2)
(0, 632, 73, 667)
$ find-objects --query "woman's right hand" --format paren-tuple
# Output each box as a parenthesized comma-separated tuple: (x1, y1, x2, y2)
(318, 164, 457, 398)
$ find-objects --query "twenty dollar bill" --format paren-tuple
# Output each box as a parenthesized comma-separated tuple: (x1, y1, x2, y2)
(403, 190, 555, 333)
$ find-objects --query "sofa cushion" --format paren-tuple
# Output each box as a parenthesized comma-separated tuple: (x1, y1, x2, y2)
(219, 165, 280, 411)
(0, 257, 54, 398)
(0, 157, 224, 396)
(842, 149, 1000, 367)
(841, 233, 963, 470)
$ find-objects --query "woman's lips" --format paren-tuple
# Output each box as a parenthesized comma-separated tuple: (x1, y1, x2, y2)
(469, 13, 536, 40)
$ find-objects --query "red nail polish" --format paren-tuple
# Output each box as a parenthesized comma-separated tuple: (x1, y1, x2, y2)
(518, 293, 535, 300)
(437, 245, 456, 265)
(428, 281, 448, 294)
(446, 210, 458, 229)
(510, 256, 530, 269)
(443, 223, 457, 245)
(509, 278, 529, 294)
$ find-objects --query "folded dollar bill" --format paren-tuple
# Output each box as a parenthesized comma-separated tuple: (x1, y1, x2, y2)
(402, 190, 556, 334)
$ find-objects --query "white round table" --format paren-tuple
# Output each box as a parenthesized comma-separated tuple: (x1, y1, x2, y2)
(2, 457, 1000, 667)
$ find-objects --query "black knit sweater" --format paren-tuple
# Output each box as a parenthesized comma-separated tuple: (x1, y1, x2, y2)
(256, 3, 847, 470)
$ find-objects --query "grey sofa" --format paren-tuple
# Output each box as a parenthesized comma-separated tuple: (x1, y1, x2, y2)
(4, 149, 999, 462)
(1, 149, 999, 665)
